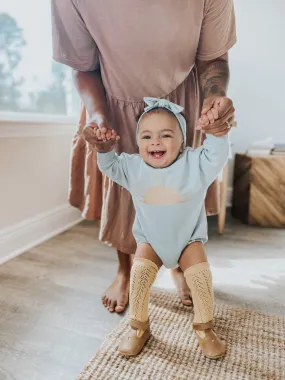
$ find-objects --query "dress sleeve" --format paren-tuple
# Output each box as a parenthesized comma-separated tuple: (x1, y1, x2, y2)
(197, 0, 237, 61)
(97, 151, 130, 191)
(198, 134, 230, 186)
(51, 0, 99, 71)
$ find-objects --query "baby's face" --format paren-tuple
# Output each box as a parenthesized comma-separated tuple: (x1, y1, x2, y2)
(137, 111, 183, 168)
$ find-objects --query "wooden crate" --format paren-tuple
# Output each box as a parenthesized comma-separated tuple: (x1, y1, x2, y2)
(232, 154, 285, 227)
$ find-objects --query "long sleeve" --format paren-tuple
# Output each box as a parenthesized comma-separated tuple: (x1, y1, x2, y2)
(97, 151, 130, 190)
(198, 134, 230, 186)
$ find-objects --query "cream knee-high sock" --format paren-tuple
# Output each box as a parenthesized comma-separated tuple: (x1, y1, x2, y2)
(184, 262, 214, 326)
(130, 258, 158, 324)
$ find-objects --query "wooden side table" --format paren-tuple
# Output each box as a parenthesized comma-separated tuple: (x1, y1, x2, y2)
(232, 153, 285, 227)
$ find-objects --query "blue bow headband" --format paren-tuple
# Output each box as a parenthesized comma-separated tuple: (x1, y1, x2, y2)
(137, 97, 187, 147)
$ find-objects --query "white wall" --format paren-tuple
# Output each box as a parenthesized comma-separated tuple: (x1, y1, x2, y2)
(0, 119, 82, 264)
(229, 0, 285, 154)
(226, 0, 285, 190)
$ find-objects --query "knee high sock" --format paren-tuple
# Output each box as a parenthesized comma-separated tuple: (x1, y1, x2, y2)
(184, 262, 214, 326)
(130, 258, 158, 324)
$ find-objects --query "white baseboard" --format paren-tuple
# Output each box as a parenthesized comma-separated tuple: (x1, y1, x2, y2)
(0, 204, 83, 266)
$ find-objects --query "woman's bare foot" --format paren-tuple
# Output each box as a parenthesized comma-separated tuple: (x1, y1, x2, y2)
(102, 271, 130, 313)
(102, 250, 131, 313)
(171, 267, 192, 306)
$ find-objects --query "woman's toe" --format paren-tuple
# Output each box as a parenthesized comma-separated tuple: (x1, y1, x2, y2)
(109, 300, 116, 313)
(103, 297, 109, 307)
(115, 303, 126, 313)
(181, 293, 192, 306)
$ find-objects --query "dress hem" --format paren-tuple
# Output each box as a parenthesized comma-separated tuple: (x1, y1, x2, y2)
(99, 238, 136, 255)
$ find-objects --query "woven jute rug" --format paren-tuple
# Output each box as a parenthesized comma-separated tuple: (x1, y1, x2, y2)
(78, 289, 285, 380)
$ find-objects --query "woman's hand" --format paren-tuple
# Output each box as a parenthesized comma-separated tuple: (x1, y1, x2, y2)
(83, 116, 120, 153)
(196, 96, 236, 136)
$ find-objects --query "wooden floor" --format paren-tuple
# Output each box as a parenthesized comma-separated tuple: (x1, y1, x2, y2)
(0, 216, 285, 380)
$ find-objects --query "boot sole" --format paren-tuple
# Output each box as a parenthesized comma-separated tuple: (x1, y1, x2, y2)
(204, 351, 226, 360)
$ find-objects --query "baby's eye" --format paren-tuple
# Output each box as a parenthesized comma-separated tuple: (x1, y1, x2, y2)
(162, 134, 171, 138)
(142, 136, 151, 140)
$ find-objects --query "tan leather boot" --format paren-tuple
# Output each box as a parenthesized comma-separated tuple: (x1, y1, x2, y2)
(118, 319, 151, 357)
(194, 322, 226, 359)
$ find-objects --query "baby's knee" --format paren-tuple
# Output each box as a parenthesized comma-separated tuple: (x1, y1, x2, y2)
(135, 243, 163, 268)
(130, 257, 159, 294)
(132, 257, 159, 278)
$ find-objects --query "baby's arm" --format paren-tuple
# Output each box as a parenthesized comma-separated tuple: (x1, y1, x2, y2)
(83, 126, 130, 190)
(194, 109, 229, 185)
(198, 134, 230, 187)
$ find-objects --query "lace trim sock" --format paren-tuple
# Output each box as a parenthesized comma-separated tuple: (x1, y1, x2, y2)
(130, 258, 158, 324)
(184, 262, 214, 326)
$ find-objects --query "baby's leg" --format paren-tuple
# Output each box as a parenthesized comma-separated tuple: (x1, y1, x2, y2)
(119, 243, 162, 356)
(179, 242, 226, 359)
(130, 244, 162, 325)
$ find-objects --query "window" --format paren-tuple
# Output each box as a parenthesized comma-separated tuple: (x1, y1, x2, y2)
(0, 1, 78, 117)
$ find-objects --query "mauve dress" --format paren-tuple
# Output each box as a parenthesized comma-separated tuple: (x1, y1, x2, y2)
(52, 0, 236, 254)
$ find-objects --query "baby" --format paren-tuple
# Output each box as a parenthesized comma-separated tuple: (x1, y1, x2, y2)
(84, 97, 229, 359)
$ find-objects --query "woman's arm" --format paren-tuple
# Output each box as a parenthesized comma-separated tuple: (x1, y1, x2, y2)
(197, 53, 229, 99)
(195, 0, 236, 136)
(73, 69, 111, 135)
(196, 54, 235, 136)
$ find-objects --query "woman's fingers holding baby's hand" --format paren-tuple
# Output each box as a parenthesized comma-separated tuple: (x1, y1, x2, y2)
(196, 115, 209, 130)
(83, 124, 115, 144)
(82, 117, 120, 153)
(110, 129, 120, 141)
(206, 111, 214, 125)
(207, 108, 219, 124)
(105, 129, 112, 140)
(95, 128, 102, 140)
(196, 109, 219, 130)
(91, 135, 120, 153)
(106, 128, 119, 141)
(94, 127, 116, 142)
(200, 114, 209, 126)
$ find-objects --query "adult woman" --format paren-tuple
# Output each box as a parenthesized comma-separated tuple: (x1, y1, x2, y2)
(52, 0, 236, 313)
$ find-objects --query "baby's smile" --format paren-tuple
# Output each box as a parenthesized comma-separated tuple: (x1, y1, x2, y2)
(148, 150, 166, 159)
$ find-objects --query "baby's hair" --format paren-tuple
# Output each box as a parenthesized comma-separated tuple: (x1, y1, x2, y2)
(136, 107, 187, 123)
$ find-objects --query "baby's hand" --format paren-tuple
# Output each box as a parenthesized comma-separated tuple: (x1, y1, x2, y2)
(83, 125, 120, 153)
(196, 106, 219, 132)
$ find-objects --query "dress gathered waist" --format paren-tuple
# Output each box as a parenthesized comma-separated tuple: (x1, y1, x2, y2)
(102, 63, 196, 104)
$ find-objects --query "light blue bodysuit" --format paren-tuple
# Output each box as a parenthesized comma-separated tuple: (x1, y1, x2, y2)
(97, 133, 229, 269)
